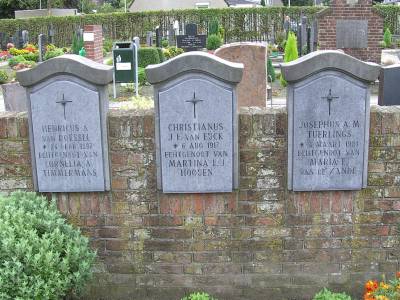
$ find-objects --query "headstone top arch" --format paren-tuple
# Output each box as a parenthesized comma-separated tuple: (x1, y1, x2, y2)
(281, 50, 380, 83)
(146, 51, 243, 85)
(17, 54, 113, 87)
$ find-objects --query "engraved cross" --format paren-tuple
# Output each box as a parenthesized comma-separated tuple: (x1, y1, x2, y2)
(321, 89, 339, 116)
(185, 91, 204, 119)
(56, 94, 73, 120)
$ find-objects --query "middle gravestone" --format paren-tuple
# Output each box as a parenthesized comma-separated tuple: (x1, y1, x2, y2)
(146, 52, 244, 193)
(281, 50, 380, 191)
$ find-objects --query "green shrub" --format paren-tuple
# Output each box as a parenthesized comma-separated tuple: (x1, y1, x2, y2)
(138, 67, 147, 86)
(0, 191, 96, 300)
(71, 32, 84, 55)
(167, 46, 184, 59)
(0, 70, 8, 84)
(206, 34, 222, 50)
(22, 51, 39, 62)
(267, 56, 275, 82)
(384, 27, 392, 48)
(156, 47, 165, 62)
(208, 19, 220, 36)
(280, 31, 298, 87)
(181, 292, 217, 300)
(313, 288, 352, 300)
(161, 38, 169, 48)
(8, 55, 26, 67)
(44, 48, 64, 61)
(138, 47, 160, 68)
(103, 38, 113, 53)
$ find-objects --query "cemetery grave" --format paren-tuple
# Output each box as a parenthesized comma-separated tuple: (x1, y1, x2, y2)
(1, 2, 400, 300)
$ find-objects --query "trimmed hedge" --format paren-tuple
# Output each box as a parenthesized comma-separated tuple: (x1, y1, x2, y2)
(0, 6, 398, 49)
(138, 47, 160, 68)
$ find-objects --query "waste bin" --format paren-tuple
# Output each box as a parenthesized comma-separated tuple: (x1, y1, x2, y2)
(112, 41, 136, 83)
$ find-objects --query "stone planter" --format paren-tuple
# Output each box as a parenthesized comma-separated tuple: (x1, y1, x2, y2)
(1, 81, 28, 112)
(381, 49, 400, 65)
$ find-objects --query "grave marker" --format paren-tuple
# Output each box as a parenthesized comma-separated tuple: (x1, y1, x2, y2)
(146, 52, 243, 193)
(38, 34, 47, 62)
(282, 50, 380, 191)
(378, 65, 400, 106)
(177, 23, 206, 52)
(22, 30, 29, 46)
(16, 55, 113, 192)
(146, 31, 153, 47)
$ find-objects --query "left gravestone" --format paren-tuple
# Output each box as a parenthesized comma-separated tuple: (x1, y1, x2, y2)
(17, 55, 113, 192)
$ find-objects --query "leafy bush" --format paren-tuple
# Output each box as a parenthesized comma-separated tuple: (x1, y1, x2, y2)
(0, 191, 96, 300)
(208, 19, 220, 36)
(9, 48, 29, 56)
(0, 70, 8, 84)
(44, 48, 64, 61)
(8, 55, 26, 67)
(267, 56, 275, 82)
(103, 38, 113, 53)
(364, 273, 400, 300)
(164, 46, 184, 60)
(161, 38, 169, 48)
(206, 34, 222, 50)
(72, 32, 84, 55)
(138, 47, 160, 68)
(138, 67, 147, 86)
(313, 288, 352, 300)
(280, 31, 298, 87)
(384, 27, 392, 48)
(156, 47, 165, 62)
(181, 292, 217, 300)
(22, 51, 39, 62)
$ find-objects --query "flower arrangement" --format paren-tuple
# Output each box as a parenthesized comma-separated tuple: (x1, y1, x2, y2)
(364, 272, 400, 300)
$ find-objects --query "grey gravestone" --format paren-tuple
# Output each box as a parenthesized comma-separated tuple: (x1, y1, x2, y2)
(38, 34, 47, 62)
(48, 24, 55, 44)
(300, 16, 307, 55)
(146, 52, 244, 193)
(22, 30, 29, 46)
(15, 30, 23, 48)
(310, 21, 317, 52)
(336, 20, 368, 49)
(185, 23, 198, 36)
(17, 55, 113, 192)
(0, 32, 6, 50)
(281, 50, 380, 191)
(146, 31, 153, 47)
(1, 82, 28, 112)
(155, 26, 161, 48)
(168, 25, 175, 47)
(378, 65, 400, 106)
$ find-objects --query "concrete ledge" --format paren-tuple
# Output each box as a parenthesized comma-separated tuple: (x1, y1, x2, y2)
(281, 50, 381, 83)
(17, 54, 113, 87)
(145, 51, 244, 84)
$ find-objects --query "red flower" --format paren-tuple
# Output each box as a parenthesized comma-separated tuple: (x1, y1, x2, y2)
(365, 280, 378, 292)
(396, 271, 400, 279)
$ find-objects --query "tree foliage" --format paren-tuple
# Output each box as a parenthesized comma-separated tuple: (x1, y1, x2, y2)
(280, 31, 298, 87)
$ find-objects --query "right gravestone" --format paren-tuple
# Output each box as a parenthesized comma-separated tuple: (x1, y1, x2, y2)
(282, 50, 380, 191)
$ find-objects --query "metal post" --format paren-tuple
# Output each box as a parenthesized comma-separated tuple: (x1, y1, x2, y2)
(133, 43, 138, 97)
(125, 0, 127, 13)
(112, 49, 117, 99)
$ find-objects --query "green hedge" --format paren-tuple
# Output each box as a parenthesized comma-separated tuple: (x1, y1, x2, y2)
(0, 6, 398, 48)
(138, 47, 160, 68)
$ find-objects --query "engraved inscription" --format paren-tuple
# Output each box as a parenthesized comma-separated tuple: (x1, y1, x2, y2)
(292, 73, 367, 190)
(31, 80, 105, 192)
(159, 78, 233, 192)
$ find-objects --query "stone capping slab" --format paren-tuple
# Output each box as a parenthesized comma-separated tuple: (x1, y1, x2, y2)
(145, 51, 244, 84)
(17, 54, 113, 87)
(281, 50, 381, 83)
(215, 41, 267, 51)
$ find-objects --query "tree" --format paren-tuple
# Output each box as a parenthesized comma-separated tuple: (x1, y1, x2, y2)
(0, 0, 69, 18)
(280, 31, 298, 87)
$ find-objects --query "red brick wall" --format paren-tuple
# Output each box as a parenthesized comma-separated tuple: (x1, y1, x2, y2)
(0, 107, 399, 299)
(84, 25, 103, 63)
(317, 0, 383, 63)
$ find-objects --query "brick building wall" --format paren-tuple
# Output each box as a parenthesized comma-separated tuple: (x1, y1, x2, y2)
(0, 107, 399, 299)
(317, 0, 383, 63)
